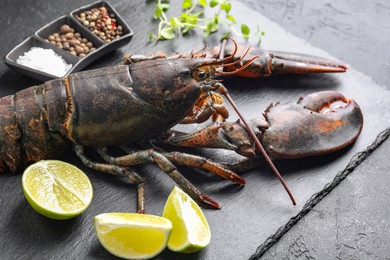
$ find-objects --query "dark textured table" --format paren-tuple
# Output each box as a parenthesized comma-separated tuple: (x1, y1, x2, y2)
(0, 1, 389, 259)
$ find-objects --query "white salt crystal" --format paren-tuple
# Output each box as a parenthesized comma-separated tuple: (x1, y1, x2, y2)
(16, 47, 72, 77)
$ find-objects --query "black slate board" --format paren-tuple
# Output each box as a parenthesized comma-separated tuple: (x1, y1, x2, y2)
(0, 0, 389, 259)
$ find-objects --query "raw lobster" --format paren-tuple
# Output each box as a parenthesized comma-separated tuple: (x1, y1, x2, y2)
(0, 40, 363, 211)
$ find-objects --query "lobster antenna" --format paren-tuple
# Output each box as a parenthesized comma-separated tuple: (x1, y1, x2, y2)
(223, 93, 296, 206)
(218, 39, 296, 206)
(217, 38, 258, 75)
(219, 55, 261, 75)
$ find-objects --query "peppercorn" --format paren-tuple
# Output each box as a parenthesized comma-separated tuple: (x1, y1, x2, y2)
(75, 46, 84, 55)
(65, 32, 74, 39)
(63, 42, 70, 50)
(46, 24, 96, 58)
(75, 7, 124, 42)
(60, 24, 72, 34)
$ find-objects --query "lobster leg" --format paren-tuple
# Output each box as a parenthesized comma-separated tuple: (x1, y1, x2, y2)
(161, 151, 245, 185)
(73, 145, 146, 213)
(94, 147, 221, 209)
(221, 158, 264, 173)
(119, 145, 244, 184)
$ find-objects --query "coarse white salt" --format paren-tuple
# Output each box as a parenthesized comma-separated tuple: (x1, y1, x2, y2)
(16, 47, 72, 77)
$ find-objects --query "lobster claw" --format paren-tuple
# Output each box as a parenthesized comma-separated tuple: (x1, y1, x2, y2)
(187, 44, 348, 78)
(223, 46, 347, 78)
(165, 91, 363, 160)
(261, 91, 363, 158)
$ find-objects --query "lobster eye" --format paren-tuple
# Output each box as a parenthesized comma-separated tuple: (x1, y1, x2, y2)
(194, 70, 208, 81)
(197, 70, 206, 79)
(192, 67, 210, 81)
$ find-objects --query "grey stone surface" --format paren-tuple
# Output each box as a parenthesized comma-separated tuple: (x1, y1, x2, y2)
(259, 132, 390, 259)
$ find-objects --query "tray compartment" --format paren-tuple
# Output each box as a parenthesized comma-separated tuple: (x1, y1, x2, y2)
(35, 15, 103, 54)
(70, 0, 133, 46)
(4, 36, 78, 81)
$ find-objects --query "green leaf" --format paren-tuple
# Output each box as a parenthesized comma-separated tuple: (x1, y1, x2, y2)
(226, 14, 235, 23)
(221, 31, 231, 41)
(210, 0, 219, 7)
(154, 2, 169, 19)
(204, 21, 219, 37)
(181, 13, 198, 25)
(199, 0, 207, 7)
(214, 14, 219, 24)
(182, 0, 192, 9)
(154, 7, 162, 19)
(170, 17, 181, 27)
(148, 32, 156, 40)
(188, 15, 198, 24)
(241, 24, 250, 38)
(221, 2, 231, 13)
(207, 21, 219, 33)
(161, 27, 176, 40)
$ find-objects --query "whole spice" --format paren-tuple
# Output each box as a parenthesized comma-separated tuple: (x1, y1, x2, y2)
(45, 24, 96, 57)
(16, 47, 71, 77)
(75, 7, 123, 42)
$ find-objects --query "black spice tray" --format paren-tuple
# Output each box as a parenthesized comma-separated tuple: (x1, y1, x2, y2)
(4, 0, 133, 82)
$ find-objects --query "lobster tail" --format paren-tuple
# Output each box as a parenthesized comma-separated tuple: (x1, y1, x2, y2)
(0, 84, 67, 173)
(0, 95, 23, 172)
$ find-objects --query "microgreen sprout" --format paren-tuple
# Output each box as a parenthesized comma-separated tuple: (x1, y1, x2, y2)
(149, 0, 264, 45)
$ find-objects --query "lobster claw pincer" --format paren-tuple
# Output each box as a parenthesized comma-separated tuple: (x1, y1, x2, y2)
(261, 91, 363, 158)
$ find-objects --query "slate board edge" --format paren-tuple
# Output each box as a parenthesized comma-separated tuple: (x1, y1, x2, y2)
(249, 127, 390, 259)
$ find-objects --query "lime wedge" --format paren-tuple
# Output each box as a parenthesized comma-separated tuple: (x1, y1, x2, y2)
(22, 160, 93, 220)
(163, 186, 211, 253)
(94, 213, 172, 259)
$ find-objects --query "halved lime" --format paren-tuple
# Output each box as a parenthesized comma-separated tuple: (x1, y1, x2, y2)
(94, 213, 172, 259)
(163, 186, 211, 253)
(22, 160, 93, 220)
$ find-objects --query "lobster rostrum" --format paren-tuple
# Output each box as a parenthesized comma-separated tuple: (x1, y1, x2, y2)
(0, 39, 363, 212)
